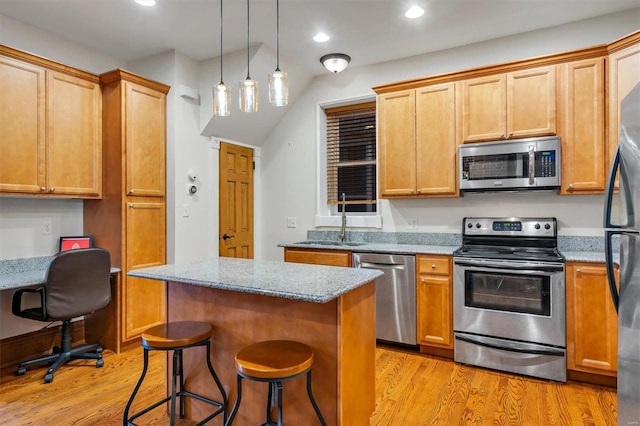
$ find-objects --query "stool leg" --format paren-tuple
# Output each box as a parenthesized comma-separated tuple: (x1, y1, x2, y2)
(177, 349, 186, 419)
(123, 348, 150, 426)
(170, 350, 180, 425)
(306, 370, 327, 426)
(205, 341, 228, 422)
(275, 381, 283, 426)
(265, 381, 274, 423)
(225, 374, 243, 426)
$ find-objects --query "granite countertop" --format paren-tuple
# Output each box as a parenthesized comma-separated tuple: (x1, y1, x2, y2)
(0, 256, 121, 291)
(127, 257, 383, 304)
(280, 240, 459, 255)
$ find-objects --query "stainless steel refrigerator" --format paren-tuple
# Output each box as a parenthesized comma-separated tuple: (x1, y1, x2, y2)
(604, 82, 640, 426)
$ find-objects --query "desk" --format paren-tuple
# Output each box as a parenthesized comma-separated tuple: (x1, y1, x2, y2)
(129, 257, 382, 426)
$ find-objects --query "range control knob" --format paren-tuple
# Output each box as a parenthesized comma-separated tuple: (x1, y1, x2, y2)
(475, 223, 481, 229)
(545, 223, 551, 230)
(534, 223, 541, 230)
(467, 223, 473, 229)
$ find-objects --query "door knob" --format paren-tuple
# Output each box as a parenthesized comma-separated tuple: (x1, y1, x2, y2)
(221, 234, 235, 241)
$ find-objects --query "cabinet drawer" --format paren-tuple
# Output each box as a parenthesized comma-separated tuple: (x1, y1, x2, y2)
(284, 248, 352, 267)
(417, 255, 451, 275)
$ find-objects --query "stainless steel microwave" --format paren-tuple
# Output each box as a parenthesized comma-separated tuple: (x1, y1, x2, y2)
(459, 136, 561, 192)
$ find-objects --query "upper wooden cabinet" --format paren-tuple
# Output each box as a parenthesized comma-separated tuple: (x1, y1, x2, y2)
(461, 65, 557, 142)
(0, 46, 102, 198)
(559, 57, 606, 195)
(566, 262, 618, 378)
(378, 83, 458, 198)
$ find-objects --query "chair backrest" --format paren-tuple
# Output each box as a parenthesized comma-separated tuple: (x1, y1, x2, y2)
(44, 248, 112, 320)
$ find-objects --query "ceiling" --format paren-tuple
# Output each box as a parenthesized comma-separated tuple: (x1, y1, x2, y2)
(1, 0, 639, 76)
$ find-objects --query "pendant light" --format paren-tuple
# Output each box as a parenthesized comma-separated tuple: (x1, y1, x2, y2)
(213, 0, 231, 116)
(268, 0, 288, 106)
(239, 0, 258, 113)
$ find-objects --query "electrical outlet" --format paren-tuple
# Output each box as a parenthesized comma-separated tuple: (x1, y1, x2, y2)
(42, 219, 52, 235)
(182, 204, 190, 218)
(287, 217, 297, 228)
(407, 218, 418, 230)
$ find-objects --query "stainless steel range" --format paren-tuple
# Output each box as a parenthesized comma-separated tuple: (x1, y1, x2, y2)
(453, 217, 566, 382)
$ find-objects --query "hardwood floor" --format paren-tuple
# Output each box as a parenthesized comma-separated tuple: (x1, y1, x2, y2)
(0, 345, 616, 425)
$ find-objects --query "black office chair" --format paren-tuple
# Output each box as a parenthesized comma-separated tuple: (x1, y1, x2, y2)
(12, 248, 112, 383)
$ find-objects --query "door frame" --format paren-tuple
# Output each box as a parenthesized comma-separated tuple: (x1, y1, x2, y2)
(210, 137, 261, 259)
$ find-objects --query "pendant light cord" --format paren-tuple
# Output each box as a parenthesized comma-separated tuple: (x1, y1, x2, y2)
(219, 0, 223, 83)
(276, 0, 280, 71)
(246, 0, 251, 80)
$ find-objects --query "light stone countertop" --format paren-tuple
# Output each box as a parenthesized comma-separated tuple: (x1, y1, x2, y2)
(127, 257, 383, 304)
(279, 241, 459, 255)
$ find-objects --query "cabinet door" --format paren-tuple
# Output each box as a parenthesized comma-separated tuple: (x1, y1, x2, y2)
(284, 248, 352, 267)
(507, 66, 556, 138)
(461, 74, 506, 142)
(378, 90, 416, 197)
(0, 56, 46, 194)
(125, 82, 166, 197)
(560, 58, 605, 194)
(415, 83, 458, 197)
(46, 71, 102, 197)
(124, 201, 166, 341)
(566, 262, 618, 376)
(416, 255, 452, 349)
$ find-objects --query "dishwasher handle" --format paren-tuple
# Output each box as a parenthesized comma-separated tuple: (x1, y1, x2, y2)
(357, 261, 406, 270)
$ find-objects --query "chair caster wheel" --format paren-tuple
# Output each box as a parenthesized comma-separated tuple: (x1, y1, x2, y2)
(17, 367, 26, 376)
(96, 359, 104, 368)
(44, 373, 53, 383)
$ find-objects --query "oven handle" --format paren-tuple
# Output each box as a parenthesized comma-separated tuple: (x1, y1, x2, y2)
(455, 334, 565, 357)
(454, 258, 564, 273)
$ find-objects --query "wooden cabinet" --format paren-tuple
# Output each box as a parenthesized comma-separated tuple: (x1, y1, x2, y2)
(284, 247, 352, 267)
(416, 255, 453, 350)
(84, 69, 170, 348)
(378, 83, 458, 198)
(461, 65, 556, 142)
(559, 57, 606, 194)
(566, 262, 618, 378)
(608, 32, 640, 175)
(0, 46, 102, 198)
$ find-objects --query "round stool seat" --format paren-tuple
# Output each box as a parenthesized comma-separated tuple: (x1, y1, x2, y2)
(142, 321, 213, 349)
(235, 340, 314, 380)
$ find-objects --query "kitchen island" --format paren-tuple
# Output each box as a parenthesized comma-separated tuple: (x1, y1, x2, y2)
(128, 257, 382, 426)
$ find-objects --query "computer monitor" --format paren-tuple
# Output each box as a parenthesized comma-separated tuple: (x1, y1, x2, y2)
(59, 236, 93, 252)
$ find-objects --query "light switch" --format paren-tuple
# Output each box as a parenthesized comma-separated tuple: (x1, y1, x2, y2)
(182, 204, 190, 218)
(287, 217, 297, 228)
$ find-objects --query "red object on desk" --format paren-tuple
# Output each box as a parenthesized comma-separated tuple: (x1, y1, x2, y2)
(59, 236, 93, 251)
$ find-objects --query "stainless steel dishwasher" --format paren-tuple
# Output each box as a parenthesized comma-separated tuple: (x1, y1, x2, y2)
(352, 253, 417, 346)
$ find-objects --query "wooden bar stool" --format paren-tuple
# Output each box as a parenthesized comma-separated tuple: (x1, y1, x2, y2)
(225, 340, 326, 426)
(123, 321, 227, 426)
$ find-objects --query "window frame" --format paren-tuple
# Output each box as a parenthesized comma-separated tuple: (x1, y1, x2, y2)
(315, 95, 382, 229)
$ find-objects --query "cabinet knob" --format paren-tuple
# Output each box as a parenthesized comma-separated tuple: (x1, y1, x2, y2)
(129, 203, 135, 208)
(410, 189, 414, 194)
(417, 189, 422, 194)
(576, 268, 582, 273)
(40, 186, 46, 192)
(129, 189, 134, 194)
(500, 133, 505, 139)
(49, 187, 55, 193)
(509, 132, 514, 137)
(568, 183, 574, 191)
(431, 264, 436, 269)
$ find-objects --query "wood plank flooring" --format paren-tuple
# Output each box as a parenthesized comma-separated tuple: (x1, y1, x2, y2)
(0, 345, 616, 425)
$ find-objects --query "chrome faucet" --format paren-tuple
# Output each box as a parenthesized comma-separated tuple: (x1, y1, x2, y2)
(339, 192, 347, 243)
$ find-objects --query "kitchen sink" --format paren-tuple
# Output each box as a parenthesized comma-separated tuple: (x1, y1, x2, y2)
(296, 241, 366, 247)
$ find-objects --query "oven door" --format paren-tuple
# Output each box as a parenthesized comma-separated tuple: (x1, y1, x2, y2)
(453, 257, 565, 347)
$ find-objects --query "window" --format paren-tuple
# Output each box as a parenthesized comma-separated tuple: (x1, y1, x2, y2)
(325, 102, 376, 213)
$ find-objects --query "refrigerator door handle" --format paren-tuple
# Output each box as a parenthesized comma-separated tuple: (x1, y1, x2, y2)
(604, 145, 621, 229)
(604, 230, 621, 313)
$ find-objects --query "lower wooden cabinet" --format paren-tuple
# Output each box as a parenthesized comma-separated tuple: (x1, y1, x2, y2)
(284, 247, 352, 267)
(416, 255, 453, 350)
(566, 262, 618, 378)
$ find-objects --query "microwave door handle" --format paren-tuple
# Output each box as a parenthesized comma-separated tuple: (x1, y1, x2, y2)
(528, 144, 535, 185)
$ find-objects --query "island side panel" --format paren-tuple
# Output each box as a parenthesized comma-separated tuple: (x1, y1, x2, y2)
(166, 281, 340, 425)
(338, 280, 376, 424)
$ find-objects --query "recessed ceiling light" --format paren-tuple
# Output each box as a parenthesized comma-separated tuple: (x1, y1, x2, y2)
(313, 32, 330, 43)
(135, 0, 156, 6)
(405, 6, 424, 19)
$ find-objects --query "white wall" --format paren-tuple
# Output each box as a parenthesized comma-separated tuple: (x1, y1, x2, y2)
(259, 10, 640, 260)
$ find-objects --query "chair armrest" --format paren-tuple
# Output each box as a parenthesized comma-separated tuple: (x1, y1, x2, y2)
(12, 287, 46, 319)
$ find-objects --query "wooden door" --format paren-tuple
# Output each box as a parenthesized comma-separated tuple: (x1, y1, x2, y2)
(416, 255, 453, 349)
(566, 262, 618, 376)
(219, 142, 254, 258)
(0, 56, 46, 194)
(46, 70, 102, 197)
(124, 201, 166, 341)
(377, 90, 416, 197)
(559, 58, 605, 194)
(125, 82, 166, 197)
(461, 74, 505, 142)
(415, 83, 458, 197)
(507, 66, 557, 138)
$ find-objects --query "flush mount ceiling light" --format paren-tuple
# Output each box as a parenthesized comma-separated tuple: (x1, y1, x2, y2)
(313, 32, 330, 43)
(320, 53, 351, 73)
(405, 6, 424, 19)
(134, 0, 156, 6)
(213, 0, 230, 116)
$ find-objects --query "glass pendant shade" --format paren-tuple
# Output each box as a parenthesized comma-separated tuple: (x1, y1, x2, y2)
(268, 70, 288, 106)
(239, 78, 259, 113)
(213, 81, 231, 116)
